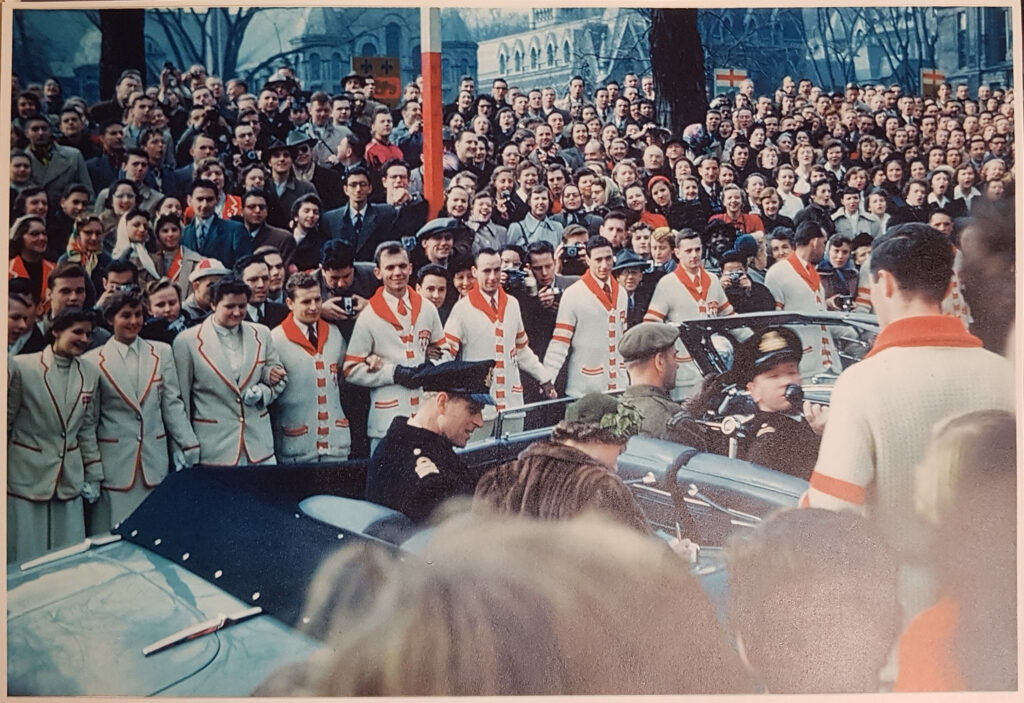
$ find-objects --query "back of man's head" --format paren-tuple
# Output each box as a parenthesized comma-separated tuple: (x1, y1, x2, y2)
(793, 219, 825, 247)
(869, 223, 954, 304)
(726, 508, 899, 693)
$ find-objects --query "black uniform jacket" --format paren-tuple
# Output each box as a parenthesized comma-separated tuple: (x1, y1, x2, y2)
(740, 410, 819, 481)
(364, 416, 477, 522)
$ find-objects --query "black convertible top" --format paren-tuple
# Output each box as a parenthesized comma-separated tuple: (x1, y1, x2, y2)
(113, 463, 375, 629)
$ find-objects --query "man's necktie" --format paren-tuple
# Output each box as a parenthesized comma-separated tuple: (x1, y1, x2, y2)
(307, 324, 318, 349)
(197, 221, 207, 250)
(603, 283, 612, 300)
(354, 212, 363, 236)
(490, 295, 499, 312)
(397, 298, 408, 315)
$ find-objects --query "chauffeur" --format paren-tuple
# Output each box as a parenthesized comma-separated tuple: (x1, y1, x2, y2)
(729, 326, 826, 480)
(617, 322, 706, 450)
(364, 360, 495, 522)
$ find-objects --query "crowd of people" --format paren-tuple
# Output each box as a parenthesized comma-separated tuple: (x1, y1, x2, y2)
(8, 57, 1017, 693)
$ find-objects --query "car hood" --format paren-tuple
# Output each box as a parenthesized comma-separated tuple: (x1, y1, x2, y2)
(8, 540, 320, 696)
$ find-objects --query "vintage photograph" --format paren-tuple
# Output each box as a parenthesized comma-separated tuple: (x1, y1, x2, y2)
(6, 2, 1018, 696)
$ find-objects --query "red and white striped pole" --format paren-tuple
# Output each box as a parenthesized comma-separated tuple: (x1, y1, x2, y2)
(420, 7, 443, 219)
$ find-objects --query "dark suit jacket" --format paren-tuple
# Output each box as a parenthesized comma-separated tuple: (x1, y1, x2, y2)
(322, 202, 398, 262)
(181, 216, 252, 268)
(13, 326, 48, 355)
(86, 153, 120, 194)
(394, 196, 430, 240)
(247, 300, 289, 329)
(168, 164, 197, 201)
(310, 166, 344, 211)
(243, 222, 297, 261)
(272, 177, 318, 220)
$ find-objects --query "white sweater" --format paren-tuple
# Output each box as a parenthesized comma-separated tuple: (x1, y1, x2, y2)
(543, 271, 628, 398)
(344, 288, 444, 439)
(807, 318, 1014, 557)
(443, 287, 550, 419)
(645, 266, 734, 394)
(271, 317, 350, 462)
(764, 253, 840, 375)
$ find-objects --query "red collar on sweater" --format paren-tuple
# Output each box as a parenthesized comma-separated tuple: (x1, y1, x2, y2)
(864, 315, 982, 359)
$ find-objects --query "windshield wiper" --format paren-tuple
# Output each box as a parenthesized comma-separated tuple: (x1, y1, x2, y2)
(143, 606, 263, 656)
(20, 534, 122, 571)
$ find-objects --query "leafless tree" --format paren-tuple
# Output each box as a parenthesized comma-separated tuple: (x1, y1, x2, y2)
(862, 7, 940, 92)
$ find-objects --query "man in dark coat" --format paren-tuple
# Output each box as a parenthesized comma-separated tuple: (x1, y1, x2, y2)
(364, 360, 495, 522)
(321, 166, 398, 261)
(181, 179, 252, 268)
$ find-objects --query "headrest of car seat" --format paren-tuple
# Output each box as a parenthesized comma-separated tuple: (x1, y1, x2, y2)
(299, 495, 415, 543)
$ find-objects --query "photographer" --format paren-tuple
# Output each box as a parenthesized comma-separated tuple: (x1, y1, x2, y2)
(315, 240, 375, 338)
(229, 120, 262, 172)
(817, 233, 858, 310)
(719, 249, 775, 313)
(554, 223, 589, 277)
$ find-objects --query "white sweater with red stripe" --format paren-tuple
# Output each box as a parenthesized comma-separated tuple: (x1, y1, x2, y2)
(344, 289, 444, 439)
(543, 272, 628, 398)
(764, 254, 840, 375)
(443, 288, 550, 419)
(271, 317, 350, 462)
(645, 266, 733, 394)
(806, 317, 1013, 558)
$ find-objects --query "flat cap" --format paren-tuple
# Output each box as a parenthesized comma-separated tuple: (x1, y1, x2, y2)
(341, 71, 366, 87)
(618, 322, 679, 362)
(188, 257, 231, 283)
(416, 360, 496, 405)
(416, 217, 470, 241)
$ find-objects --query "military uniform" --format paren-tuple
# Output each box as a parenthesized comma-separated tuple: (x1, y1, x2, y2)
(618, 384, 705, 449)
(617, 322, 707, 449)
(364, 416, 478, 522)
(740, 410, 818, 480)
(727, 327, 820, 481)
(363, 360, 496, 522)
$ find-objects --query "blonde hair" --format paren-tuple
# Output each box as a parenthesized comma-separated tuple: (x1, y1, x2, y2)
(914, 409, 1016, 526)
(268, 514, 750, 696)
(650, 226, 676, 248)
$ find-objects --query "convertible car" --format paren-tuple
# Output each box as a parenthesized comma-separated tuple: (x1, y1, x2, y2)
(7, 311, 878, 696)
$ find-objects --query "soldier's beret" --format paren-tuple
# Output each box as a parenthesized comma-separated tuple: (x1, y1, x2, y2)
(619, 322, 680, 362)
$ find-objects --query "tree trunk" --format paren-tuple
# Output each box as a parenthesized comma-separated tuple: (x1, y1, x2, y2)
(650, 9, 707, 133)
(99, 10, 146, 98)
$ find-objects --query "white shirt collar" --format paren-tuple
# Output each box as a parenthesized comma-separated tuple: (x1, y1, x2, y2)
(112, 336, 141, 359)
(212, 320, 242, 338)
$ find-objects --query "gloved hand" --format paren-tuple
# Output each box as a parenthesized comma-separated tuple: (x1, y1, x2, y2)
(393, 362, 430, 389)
(81, 481, 101, 504)
(242, 385, 265, 407)
(180, 445, 201, 469)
